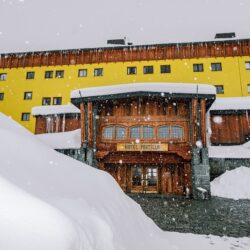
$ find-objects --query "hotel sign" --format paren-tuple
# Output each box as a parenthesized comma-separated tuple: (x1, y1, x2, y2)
(117, 143, 168, 152)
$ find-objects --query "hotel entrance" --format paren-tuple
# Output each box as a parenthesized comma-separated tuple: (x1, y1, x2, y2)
(131, 165, 158, 193)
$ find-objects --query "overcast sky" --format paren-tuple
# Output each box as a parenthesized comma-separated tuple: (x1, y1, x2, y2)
(0, 0, 250, 53)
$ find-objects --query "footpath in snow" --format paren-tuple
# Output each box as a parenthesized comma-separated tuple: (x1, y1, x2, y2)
(0, 113, 249, 250)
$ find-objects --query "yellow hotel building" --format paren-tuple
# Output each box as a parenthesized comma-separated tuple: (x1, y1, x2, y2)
(0, 38, 250, 133)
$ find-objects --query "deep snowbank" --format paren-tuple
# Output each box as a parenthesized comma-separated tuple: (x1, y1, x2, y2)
(211, 166, 250, 200)
(0, 113, 249, 250)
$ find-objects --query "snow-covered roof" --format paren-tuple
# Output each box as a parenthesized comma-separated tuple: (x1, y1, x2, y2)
(71, 83, 216, 99)
(210, 97, 250, 111)
(209, 143, 250, 159)
(35, 129, 81, 149)
(32, 104, 80, 116)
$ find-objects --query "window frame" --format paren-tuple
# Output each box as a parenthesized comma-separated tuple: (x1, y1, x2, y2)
(53, 97, 62, 105)
(24, 91, 32, 100)
(193, 63, 204, 72)
(171, 126, 184, 139)
(0, 73, 7, 81)
(143, 66, 154, 74)
(45, 71, 53, 79)
(160, 65, 171, 74)
(42, 97, 51, 106)
(130, 126, 141, 139)
(78, 69, 88, 77)
(215, 85, 224, 94)
(245, 62, 250, 70)
(211, 63, 222, 72)
(94, 68, 103, 77)
(158, 125, 171, 139)
(102, 126, 114, 139)
(0, 92, 4, 101)
(26, 71, 35, 79)
(55, 70, 64, 78)
(116, 126, 127, 139)
(127, 66, 137, 75)
(142, 125, 154, 139)
(21, 112, 30, 121)
(248, 84, 250, 93)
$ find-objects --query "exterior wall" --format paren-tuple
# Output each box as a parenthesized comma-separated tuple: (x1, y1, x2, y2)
(0, 43, 249, 133)
(210, 112, 250, 145)
(34, 115, 80, 134)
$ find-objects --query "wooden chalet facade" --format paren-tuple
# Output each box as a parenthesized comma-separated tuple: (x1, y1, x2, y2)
(71, 83, 216, 198)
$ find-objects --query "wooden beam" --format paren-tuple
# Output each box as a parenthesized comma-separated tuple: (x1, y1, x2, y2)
(88, 102, 93, 147)
(192, 98, 198, 146)
(200, 99, 206, 146)
(80, 102, 85, 145)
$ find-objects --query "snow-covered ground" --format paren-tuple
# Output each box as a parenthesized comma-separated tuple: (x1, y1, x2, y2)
(211, 167, 250, 200)
(0, 112, 249, 250)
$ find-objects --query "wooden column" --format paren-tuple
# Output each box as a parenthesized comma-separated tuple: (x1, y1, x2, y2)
(200, 98, 206, 146)
(126, 166, 132, 192)
(117, 166, 121, 186)
(98, 162, 105, 170)
(80, 102, 85, 145)
(191, 98, 198, 146)
(87, 102, 93, 147)
(161, 166, 167, 194)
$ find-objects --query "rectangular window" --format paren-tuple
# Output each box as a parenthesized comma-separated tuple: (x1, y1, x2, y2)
(78, 69, 87, 77)
(127, 66, 137, 75)
(94, 68, 103, 77)
(26, 72, 35, 79)
(55, 70, 64, 78)
(116, 127, 126, 139)
(131, 126, 140, 139)
(103, 127, 114, 139)
(160, 65, 171, 74)
(24, 92, 32, 100)
(45, 71, 53, 79)
(171, 126, 183, 139)
(248, 84, 250, 93)
(0, 93, 4, 101)
(0, 73, 7, 81)
(42, 97, 51, 105)
(143, 66, 154, 74)
(53, 97, 62, 105)
(193, 64, 204, 72)
(245, 62, 250, 70)
(21, 112, 30, 121)
(211, 63, 222, 71)
(143, 126, 154, 139)
(215, 85, 224, 94)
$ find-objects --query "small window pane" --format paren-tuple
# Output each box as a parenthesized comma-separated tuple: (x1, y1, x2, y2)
(171, 126, 183, 139)
(245, 62, 250, 70)
(103, 127, 114, 139)
(116, 127, 126, 139)
(248, 84, 250, 93)
(53, 97, 62, 105)
(127, 67, 137, 75)
(94, 68, 103, 76)
(131, 126, 140, 139)
(21, 113, 30, 121)
(147, 167, 157, 186)
(143, 66, 154, 74)
(26, 72, 35, 79)
(45, 71, 53, 79)
(211, 63, 222, 71)
(24, 92, 32, 100)
(215, 85, 224, 94)
(0, 73, 7, 81)
(193, 64, 204, 72)
(158, 126, 170, 139)
(132, 166, 142, 186)
(42, 97, 51, 105)
(160, 65, 171, 74)
(143, 126, 154, 139)
(0, 93, 4, 101)
(78, 69, 87, 77)
(55, 70, 64, 78)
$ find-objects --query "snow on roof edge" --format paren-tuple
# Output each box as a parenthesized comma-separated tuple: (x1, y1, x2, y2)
(32, 104, 80, 116)
(71, 83, 216, 99)
(210, 97, 250, 111)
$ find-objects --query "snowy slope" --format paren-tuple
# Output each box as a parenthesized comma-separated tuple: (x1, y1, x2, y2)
(0, 112, 250, 250)
(0, 0, 249, 53)
(211, 167, 250, 200)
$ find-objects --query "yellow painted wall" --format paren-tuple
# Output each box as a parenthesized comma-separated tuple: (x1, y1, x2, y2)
(0, 56, 250, 133)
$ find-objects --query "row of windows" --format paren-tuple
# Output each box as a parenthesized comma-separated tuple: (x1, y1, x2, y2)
(1, 61, 250, 81)
(103, 125, 184, 140)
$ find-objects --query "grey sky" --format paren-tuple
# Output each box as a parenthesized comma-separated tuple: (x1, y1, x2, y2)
(0, 0, 249, 53)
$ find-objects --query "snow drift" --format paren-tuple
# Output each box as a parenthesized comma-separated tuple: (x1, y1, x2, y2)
(0, 112, 249, 250)
(211, 166, 250, 200)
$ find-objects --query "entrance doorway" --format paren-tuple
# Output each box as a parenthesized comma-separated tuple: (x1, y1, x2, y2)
(131, 165, 158, 193)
